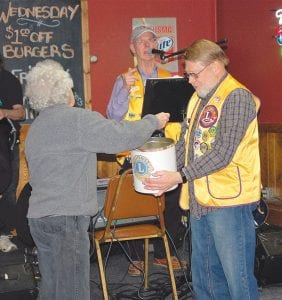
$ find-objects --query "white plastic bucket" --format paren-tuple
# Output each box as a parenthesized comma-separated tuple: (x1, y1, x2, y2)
(131, 137, 177, 194)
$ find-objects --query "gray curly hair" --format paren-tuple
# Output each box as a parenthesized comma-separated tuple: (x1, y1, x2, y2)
(25, 59, 74, 111)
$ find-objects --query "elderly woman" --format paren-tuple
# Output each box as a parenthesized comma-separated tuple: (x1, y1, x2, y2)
(24, 59, 169, 300)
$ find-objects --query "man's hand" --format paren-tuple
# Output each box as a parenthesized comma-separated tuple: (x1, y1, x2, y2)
(122, 68, 138, 91)
(0, 104, 25, 121)
(143, 170, 182, 196)
(0, 109, 7, 120)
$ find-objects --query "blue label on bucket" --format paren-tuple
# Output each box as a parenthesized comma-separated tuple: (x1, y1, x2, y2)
(132, 155, 154, 180)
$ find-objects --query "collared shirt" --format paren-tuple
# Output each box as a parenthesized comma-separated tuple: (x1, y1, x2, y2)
(106, 66, 158, 120)
(176, 73, 257, 218)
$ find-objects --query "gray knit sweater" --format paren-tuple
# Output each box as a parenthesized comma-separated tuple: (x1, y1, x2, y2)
(25, 104, 159, 218)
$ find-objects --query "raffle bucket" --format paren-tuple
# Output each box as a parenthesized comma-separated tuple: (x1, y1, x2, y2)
(131, 137, 177, 194)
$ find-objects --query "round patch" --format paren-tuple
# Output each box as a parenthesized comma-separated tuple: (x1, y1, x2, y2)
(208, 126, 217, 137)
(132, 155, 154, 181)
(199, 105, 218, 128)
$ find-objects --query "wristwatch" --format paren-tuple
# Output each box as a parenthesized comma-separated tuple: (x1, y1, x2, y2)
(179, 169, 187, 183)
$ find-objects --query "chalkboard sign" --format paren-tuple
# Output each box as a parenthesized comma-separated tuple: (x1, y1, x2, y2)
(0, 0, 91, 120)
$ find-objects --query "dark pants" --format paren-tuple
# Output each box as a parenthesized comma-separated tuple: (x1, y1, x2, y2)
(0, 142, 19, 232)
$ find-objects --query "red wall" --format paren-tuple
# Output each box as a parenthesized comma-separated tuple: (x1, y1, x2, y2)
(217, 0, 282, 123)
(88, 0, 216, 116)
(88, 0, 282, 124)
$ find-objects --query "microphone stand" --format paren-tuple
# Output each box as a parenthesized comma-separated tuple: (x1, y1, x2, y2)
(161, 48, 187, 61)
(158, 38, 228, 61)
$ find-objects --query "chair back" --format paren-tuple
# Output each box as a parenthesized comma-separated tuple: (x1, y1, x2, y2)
(94, 169, 179, 299)
(103, 169, 165, 226)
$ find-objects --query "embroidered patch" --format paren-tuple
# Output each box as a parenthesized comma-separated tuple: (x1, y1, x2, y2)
(199, 105, 218, 128)
(128, 113, 136, 118)
(202, 131, 209, 142)
(200, 142, 208, 154)
(208, 126, 217, 137)
(193, 140, 200, 151)
(194, 128, 202, 139)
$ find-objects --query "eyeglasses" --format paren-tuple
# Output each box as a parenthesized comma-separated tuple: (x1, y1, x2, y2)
(135, 37, 157, 45)
(184, 63, 211, 80)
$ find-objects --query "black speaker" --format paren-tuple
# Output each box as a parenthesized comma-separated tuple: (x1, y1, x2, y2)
(255, 230, 282, 286)
(0, 263, 38, 299)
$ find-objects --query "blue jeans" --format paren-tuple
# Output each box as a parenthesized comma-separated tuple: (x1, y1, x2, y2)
(190, 204, 259, 300)
(29, 216, 91, 300)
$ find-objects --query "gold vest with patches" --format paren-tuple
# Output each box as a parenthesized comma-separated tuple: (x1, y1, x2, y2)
(117, 68, 181, 164)
(180, 74, 261, 210)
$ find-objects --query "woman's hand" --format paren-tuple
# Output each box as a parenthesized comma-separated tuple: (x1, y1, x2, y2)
(155, 112, 170, 129)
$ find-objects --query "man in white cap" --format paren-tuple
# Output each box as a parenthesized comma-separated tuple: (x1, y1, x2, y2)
(107, 25, 172, 126)
(106, 25, 187, 276)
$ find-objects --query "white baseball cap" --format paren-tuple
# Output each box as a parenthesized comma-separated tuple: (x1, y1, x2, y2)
(131, 25, 157, 42)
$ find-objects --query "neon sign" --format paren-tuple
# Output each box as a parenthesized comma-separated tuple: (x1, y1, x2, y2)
(275, 9, 282, 46)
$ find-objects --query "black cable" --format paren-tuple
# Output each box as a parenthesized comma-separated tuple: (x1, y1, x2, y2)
(164, 211, 193, 296)
(112, 273, 193, 299)
(89, 213, 100, 259)
(181, 211, 193, 282)
(91, 226, 147, 299)
(6, 118, 17, 150)
(90, 210, 194, 299)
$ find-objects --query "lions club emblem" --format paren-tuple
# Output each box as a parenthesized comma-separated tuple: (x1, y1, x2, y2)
(132, 155, 154, 180)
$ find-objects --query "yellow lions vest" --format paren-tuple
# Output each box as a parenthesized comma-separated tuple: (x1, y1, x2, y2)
(116, 68, 181, 165)
(180, 74, 261, 210)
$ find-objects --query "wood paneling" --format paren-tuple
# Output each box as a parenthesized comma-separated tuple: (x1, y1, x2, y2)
(259, 123, 282, 197)
(18, 123, 282, 198)
(17, 124, 30, 200)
